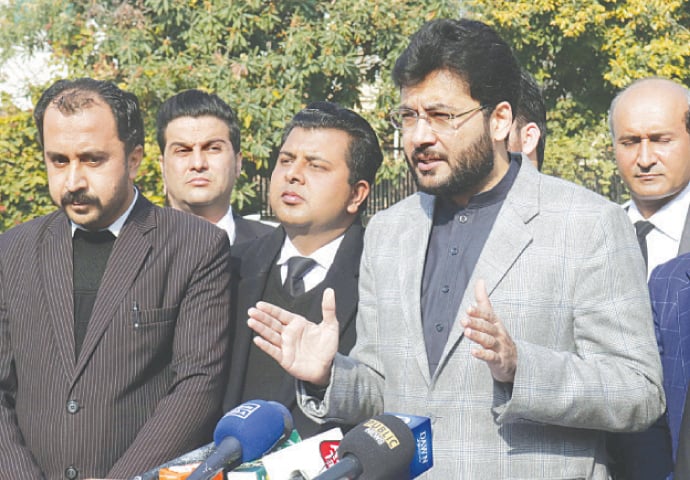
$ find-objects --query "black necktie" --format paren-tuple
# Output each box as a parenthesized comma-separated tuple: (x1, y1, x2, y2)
(634, 220, 654, 267)
(285, 256, 316, 297)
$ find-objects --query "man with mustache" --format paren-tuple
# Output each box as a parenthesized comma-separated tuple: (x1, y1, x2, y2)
(156, 89, 273, 245)
(612, 78, 690, 278)
(247, 19, 665, 478)
(606, 78, 690, 478)
(223, 101, 382, 437)
(0, 78, 232, 479)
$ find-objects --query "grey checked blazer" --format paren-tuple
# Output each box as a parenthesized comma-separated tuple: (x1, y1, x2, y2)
(299, 158, 665, 479)
(0, 195, 232, 480)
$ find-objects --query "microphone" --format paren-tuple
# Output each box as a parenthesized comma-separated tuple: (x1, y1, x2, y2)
(186, 400, 293, 480)
(313, 415, 415, 480)
(261, 427, 344, 480)
(387, 413, 433, 478)
(130, 443, 216, 480)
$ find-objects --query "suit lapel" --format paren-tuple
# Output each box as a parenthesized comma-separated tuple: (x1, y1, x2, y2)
(678, 206, 690, 255)
(234, 216, 251, 245)
(676, 266, 690, 381)
(324, 222, 364, 336)
(399, 194, 435, 385)
(237, 227, 285, 319)
(436, 161, 539, 376)
(226, 228, 284, 406)
(40, 213, 77, 374)
(72, 196, 155, 381)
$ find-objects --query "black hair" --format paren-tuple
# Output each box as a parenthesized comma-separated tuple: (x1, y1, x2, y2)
(514, 70, 547, 169)
(281, 102, 383, 212)
(156, 89, 241, 155)
(392, 18, 521, 117)
(34, 78, 144, 155)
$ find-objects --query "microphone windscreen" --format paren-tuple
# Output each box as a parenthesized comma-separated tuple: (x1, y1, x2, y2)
(337, 414, 415, 480)
(267, 400, 295, 439)
(387, 413, 433, 478)
(214, 399, 292, 463)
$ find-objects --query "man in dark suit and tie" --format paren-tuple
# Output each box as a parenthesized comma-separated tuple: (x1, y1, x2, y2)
(157, 89, 273, 245)
(223, 102, 382, 437)
(0, 78, 232, 479)
(607, 78, 690, 479)
(612, 78, 690, 277)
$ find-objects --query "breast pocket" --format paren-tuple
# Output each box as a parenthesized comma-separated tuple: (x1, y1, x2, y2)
(131, 305, 179, 328)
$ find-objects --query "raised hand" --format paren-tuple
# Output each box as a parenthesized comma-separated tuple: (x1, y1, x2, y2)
(461, 279, 518, 383)
(248, 288, 340, 386)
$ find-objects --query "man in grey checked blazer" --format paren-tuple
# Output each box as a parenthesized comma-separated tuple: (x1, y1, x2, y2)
(247, 19, 665, 479)
(0, 79, 231, 479)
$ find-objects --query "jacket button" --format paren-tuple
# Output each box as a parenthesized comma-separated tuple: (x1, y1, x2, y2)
(66, 400, 80, 414)
(65, 466, 78, 479)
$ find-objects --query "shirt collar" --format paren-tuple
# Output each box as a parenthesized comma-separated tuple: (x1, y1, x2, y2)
(277, 231, 345, 271)
(71, 188, 138, 238)
(214, 206, 236, 244)
(627, 181, 690, 241)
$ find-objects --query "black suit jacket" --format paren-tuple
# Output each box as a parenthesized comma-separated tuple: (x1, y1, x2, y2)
(223, 222, 363, 421)
(606, 203, 690, 479)
(0, 195, 232, 480)
(233, 214, 274, 245)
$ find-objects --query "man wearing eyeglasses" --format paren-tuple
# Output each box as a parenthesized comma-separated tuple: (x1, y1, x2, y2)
(247, 19, 664, 479)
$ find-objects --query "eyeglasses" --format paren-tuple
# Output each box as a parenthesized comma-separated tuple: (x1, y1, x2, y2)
(389, 105, 487, 134)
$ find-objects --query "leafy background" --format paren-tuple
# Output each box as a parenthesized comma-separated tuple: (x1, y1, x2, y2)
(1, 0, 689, 231)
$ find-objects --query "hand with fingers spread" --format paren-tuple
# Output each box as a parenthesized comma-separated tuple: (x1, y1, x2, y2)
(248, 287, 339, 386)
(461, 279, 517, 383)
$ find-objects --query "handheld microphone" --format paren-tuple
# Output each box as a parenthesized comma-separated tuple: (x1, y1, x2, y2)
(387, 413, 433, 478)
(313, 415, 415, 480)
(261, 427, 343, 480)
(186, 400, 293, 480)
(130, 443, 216, 480)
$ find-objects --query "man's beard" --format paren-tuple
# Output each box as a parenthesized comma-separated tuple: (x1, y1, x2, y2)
(408, 128, 494, 198)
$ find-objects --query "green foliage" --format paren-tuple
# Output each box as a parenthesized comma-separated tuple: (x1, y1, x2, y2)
(2, 0, 690, 230)
(0, 0, 460, 230)
(0, 104, 54, 229)
(464, 0, 690, 197)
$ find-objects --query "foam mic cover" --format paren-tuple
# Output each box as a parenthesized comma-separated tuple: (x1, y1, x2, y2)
(387, 413, 433, 478)
(187, 399, 293, 480)
(314, 414, 415, 480)
(129, 442, 216, 480)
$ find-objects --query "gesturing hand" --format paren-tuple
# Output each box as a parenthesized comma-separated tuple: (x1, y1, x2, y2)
(247, 288, 339, 386)
(461, 279, 517, 383)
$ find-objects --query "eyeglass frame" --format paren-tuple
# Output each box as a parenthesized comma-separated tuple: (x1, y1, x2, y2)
(389, 104, 488, 134)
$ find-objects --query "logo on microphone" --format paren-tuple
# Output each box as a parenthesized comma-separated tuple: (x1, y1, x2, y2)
(362, 419, 401, 449)
(226, 401, 262, 419)
(319, 440, 340, 467)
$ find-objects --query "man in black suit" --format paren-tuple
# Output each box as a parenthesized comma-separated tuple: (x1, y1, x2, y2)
(0, 78, 232, 479)
(606, 77, 690, 479)
(157, 89, 273, 244)
(223, 102, 382, 436)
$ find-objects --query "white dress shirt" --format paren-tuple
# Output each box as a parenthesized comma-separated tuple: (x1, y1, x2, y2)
(626, 181, 690, 278)
(277, 234, 345, 292)
(214, 207, 237, 245)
